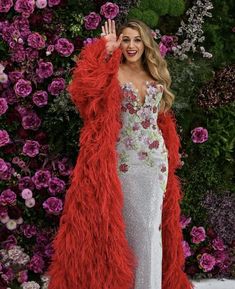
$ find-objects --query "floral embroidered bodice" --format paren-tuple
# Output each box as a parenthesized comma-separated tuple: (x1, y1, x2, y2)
(116, 80, 168, 176)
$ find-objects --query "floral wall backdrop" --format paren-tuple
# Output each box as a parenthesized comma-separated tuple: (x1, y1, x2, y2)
(0, 0, 234, 288)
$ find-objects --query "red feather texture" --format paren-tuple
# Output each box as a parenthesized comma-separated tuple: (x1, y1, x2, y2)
(47, 37, 194, 289)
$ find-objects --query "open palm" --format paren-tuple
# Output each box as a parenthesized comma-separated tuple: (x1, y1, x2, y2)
(101, 19, 123, 54)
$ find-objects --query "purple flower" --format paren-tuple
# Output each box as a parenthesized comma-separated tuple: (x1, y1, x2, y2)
(25, 47, 39, 61)
(199, 253, 216, 272)
(159, 42, 168, 57)
(21, 224, 37, 238)
(36, 61, 53, 78)
(191, 127, 208, 143)
(22, 111, 41, 131)
(14, 79, 32, 97)
(10, 44, 26, 63)
(17, 270, 28, 283)
(32, 169, 51, 189)
(190, 226, 206, 244)
(0, 98, 8, 115)
(0, 158, 8, 174)
(48, 0, 60, 7)
(182, 240, 192, 258)
(48, 77, 65, 95)
(8, 70, 24, 83)
(32, 90, 48, 107)
(0, 130, 10, 147)
(0, 0, 13, 13)
(54, 38, 74, 57)
(43, 197, 63, 215)
(18, 176, 35, 191)
(180, 215, 191, 229)
(212, 237, 225, 251)
(84, 12, 101, 30)
(21, 188, 33, 200)
(0, 189, 17, 206)
(22, 140, 40, 157)
(14, 0, 35, 17)
(0, 161, 13, 180)
(48, 177, 65, 195)
(28, 254, 44, 273)
(100, 2, 119, 19)
(27, 32, 45, 49)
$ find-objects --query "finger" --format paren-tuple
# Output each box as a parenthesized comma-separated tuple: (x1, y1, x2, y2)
(102, 26, 105, 34)
(111, 20, 116, 34)
(105, 21, 108, 34)
(117, 33, 123, 46)
(108, 18, 112, 33)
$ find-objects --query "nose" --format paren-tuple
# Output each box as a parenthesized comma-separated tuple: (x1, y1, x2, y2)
(128, 39, 135, 48)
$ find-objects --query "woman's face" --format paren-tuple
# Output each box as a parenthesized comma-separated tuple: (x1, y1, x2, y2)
(120, 27, 145, 63)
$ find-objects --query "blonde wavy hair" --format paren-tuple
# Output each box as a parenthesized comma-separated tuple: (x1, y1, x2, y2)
(117, 19, 175, 113)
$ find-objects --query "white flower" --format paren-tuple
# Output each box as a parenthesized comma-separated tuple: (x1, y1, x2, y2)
(6, 219, 17, 230)
(21, 281, 40, 289)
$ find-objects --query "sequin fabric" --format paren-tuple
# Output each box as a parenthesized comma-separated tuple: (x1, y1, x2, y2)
(116, 80, 169, 289)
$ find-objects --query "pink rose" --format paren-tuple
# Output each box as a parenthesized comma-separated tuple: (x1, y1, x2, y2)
(191, 127, 208, 143)
(190, 226, 206, 244)
(100, 2, 119, 19)
(212, 237, 225, 251)
(199, 253, 216, 272)
(84, 12, 101, 30)
(0, 0, 13, 13)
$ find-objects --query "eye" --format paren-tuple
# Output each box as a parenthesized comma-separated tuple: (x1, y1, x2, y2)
(122, 39, 129, 42)
(135, 39, 142, 42)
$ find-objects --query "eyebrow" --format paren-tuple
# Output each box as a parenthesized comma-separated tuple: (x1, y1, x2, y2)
(122, 36, 141, 38)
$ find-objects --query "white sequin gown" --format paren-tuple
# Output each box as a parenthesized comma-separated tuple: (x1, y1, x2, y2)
(116, 81, 169, 289)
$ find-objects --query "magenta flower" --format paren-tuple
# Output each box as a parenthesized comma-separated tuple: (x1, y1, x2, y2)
(212, 237, 225, 251)
(32, 90, 48, 107)
(36, 61, 53, 78)
(0, 129, 10, 147)
(17, 270, 28, 283)
(100, 2, 119, 19)
(18, 176, 35, 191)
(27, 32, 45, 49)
(22, 140, 40, 157)
(0, 161, 12, 180)
(159, 42, 168, 57)
(21, 224, 37, 238)
(48, 0, 60, 7)
(21, 188, 33, 200)
(10, 44, 26, 63)
(190, 226, 206, 244)
(14, 0, 35, 17)
(22, 111, 41, 131)
(182, 240, 192, 258)
(0, 189, 17, 206)
(199, 253, 216, 272)
(180, 215, 192, 229)
(43, 197, 63, 215)
(84, 12, 101, 30)
(32, 169, 51, 189)
(0, 158, 8, 174)
(48, 177, 65, 195)
(8, 71, 24, 83)
(0, 0, 13, 13)
(28, 254, 45, 273)
(25, 47, 39, 61)
(191, 127, 208, 143)
(55, 38, 74, 57)
(0, 98, 8, 115)
(48, 77, 65, 95)
(14, 79, 32, 97)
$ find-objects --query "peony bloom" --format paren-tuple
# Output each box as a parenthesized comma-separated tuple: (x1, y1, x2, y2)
(0, 98, 8, 115)
(14, 79, 32, 97)
(14, 0, 36, 17)
(32, 169, 51, 189)
(17, 270, 28, 283)
(48, 0, 60, 7)
(25, 197, 36, 208)
(0, 189, 17, 206)
(0, 131, 12, 149)
(8, 70, 23, 83)
(0, 158, 8, 174)
(48, 177, 65, 195)
(182, 240, 192, 258)
(199, 253, 216, 272)
(190, 226, 206, 244)
(21, 223, 37, 238)
(55, 38, 74, 57)
(36, 61, 53, 78)
(32, 90, 48, 107)
(159, 42, 168, 57)
(27, 32, 45, 49)
(100, 2, 119, 19)
(22, 140, 40, 157)
(180, 215, 192, 229)
(0, 0, 13, 13)
(0, 161, 12, 180)
(18, 176, 35, 191)
(48, 77, 65, 95)
(84, 12, 101, 30)
(22, 111, 42, 131)
(43, 197, 63, 215)
(191, 127, 208, 143)
(21, 188, 33, 200)
(36, 0, 47, 9)
(212, 237, 225, 251)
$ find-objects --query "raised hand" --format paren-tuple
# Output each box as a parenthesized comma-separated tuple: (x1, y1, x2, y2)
(101, 19, 123, 54)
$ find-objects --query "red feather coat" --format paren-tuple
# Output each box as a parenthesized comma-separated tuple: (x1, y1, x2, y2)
(47, 37, 194, 289)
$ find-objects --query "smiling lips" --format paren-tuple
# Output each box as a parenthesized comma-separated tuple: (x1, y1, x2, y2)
(127, 50, 137, 57)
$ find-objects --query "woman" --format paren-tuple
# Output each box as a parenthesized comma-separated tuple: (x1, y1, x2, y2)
(47, 19, 194, 289)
